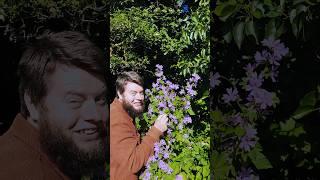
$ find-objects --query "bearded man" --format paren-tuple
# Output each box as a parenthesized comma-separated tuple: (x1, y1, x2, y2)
(110, 71, 168, 180)
(0, 31, 108, 179)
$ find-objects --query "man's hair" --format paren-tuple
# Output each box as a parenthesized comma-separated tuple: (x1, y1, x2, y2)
(115, 71, 143, 96)
(18, 31, 107, 117)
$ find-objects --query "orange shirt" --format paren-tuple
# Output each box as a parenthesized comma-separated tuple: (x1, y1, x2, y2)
(0, 114, 70, 179)
(110, 99, 162, 180)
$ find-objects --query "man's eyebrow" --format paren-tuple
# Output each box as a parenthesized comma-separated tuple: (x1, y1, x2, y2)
(65, 91, 86, 98)
(97, 89, 108, 97)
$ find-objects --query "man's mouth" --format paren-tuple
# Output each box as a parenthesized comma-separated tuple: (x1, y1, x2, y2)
(134, 102, 143, 106)
(76, 128, 98, 135)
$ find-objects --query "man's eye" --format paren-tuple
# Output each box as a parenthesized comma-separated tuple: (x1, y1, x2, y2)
(97, 97, 107, 105)
(67, 97, 83, 108)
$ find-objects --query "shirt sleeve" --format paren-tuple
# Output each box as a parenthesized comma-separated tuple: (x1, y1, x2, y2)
(111, 121, 162, 174)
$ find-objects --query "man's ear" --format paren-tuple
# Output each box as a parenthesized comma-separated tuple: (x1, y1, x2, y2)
(117, 91, 123, 101)
(24, 92, 40, 128)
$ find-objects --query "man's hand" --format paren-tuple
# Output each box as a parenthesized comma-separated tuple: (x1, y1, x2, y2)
(153, 114, 168, 133)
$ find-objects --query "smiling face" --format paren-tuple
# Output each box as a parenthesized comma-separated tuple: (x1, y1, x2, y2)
(33, 64, 108, 177)
(118, 81, 145, 117)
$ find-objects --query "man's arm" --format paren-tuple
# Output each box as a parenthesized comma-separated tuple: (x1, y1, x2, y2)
(111, 122, 162, 173)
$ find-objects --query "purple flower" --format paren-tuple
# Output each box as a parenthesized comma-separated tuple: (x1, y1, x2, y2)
(247, 72, 263, 91)
(143, 170, 151, 180)
(155, 64, 164, 77)
(243, 63, 256, 75)
(270, 66, 279, 82)
(154, 143, 160, 152)
(222, 87, 239, 103)
(262, 37, 289, 60)
(176, 175, 183, 180)
(236, 167, 254, 180)
(158, 101, 166, 108)
(239, 126, 257, 151)
(229, 113, 245, 127)
(169, 114, 178, 124)
(149, 155, 157, 162)
(190, 73, 201, 84)
(184, 100, 191, 110)
(156, 64, 163, 71)
(158, 160, 173, 174)
(210, 72, 221, 89)
(186, 83, 197, 97)
(254, 50, 270, 64)
(183, 116, 192, 124)
(163, 152, 170, 159)
(247, 88, 273, 109)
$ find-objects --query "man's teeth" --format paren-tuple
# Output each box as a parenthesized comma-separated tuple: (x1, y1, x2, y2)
(78, 128, 97, 135)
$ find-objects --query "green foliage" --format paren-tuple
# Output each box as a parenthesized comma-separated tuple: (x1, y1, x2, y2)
(0, 0, 107, 44)
(214, 0, 320, 48)
(110, 0, 210, 77)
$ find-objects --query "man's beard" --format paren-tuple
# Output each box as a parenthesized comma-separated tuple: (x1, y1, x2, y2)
(122, 99, 145, 118)
(38, 112, 106, 179)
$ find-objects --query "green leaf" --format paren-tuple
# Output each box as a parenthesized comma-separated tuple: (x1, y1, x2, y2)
(280, 118, 296, 132)
(245, 20, 258, 43)
(290, 126, 306, 137)
(265, 19, 276, 39)
(212, 152, 230, 179)
(296, 4, 308, 15)
(289, 9, 297, 23)
(223, 31, 233, 43)
(214, 0, 237, 21)
(202, 164, 210, 177)
(188, 108, 196, 115)
(196, 171, 202, 180)
(248, 146, 273, 169)
(297, 90, 317, 107)
(233, 21, 245, 49)
(293, 0, 305, 5)
(292, 90, 318, 119)
(234, 126, 246, 137)
(210, 110, 224, 123)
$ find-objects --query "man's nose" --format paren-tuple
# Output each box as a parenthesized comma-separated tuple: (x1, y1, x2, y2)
(81, 99, 101, 122)
(136, 93, 144, 100)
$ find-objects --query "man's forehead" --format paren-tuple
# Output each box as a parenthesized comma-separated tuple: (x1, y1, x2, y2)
(47, 64, 107, 94)
(125, 81, 143, 90)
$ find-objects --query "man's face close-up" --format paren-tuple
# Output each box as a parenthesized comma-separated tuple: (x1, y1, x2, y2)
(119, 81, 145, 117)
(37, 64, 108, 177)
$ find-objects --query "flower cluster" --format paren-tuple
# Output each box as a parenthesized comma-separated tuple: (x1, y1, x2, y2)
(210, 38, 289, 178)
(141, 64, 201, 179)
